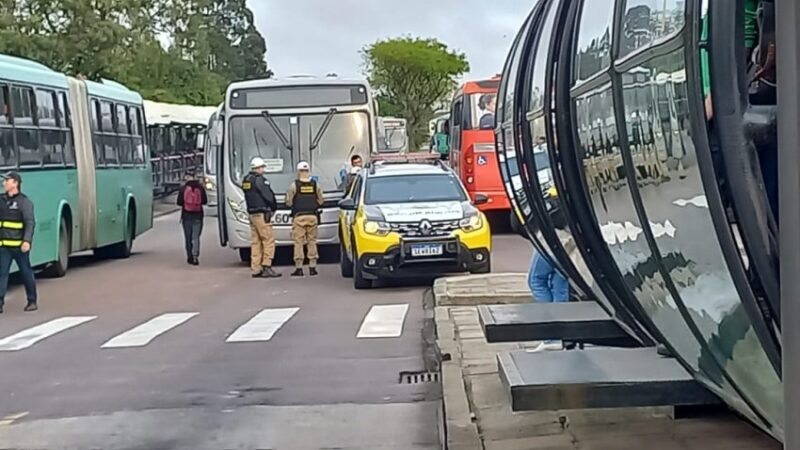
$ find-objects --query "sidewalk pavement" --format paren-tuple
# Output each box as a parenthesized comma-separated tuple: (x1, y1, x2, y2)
(434, 274, 780, 450)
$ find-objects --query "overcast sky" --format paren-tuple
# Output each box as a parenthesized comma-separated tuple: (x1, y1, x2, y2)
(247, 1, 533, 81)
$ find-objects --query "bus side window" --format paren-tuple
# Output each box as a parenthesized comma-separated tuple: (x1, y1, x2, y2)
(0, 85, 16, 169)
(58, 92, 76, 167)
(100, 100, 118, 167)
(116, 103, 133, 166)
(13, 86, 42, 168)
(451, 99, 463, 151)
(37, 89, 64, 167)
(91, 98, 104, 166)
(130, 106, 145, 166)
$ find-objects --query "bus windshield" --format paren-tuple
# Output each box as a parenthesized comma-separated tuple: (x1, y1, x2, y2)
(229, 111, 371, 192)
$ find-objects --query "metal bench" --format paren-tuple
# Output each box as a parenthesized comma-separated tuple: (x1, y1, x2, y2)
(478, 302, 637, 346)
(498, 347, 719, 411)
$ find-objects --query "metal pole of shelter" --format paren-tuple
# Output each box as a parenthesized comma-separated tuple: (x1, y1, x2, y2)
(777, 0, 800, 448)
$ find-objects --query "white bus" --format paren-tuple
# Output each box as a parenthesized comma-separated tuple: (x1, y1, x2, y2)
(216, 76, 377, 260)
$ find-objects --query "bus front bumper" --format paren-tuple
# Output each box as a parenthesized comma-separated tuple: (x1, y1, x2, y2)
(228, 221, 340, 248)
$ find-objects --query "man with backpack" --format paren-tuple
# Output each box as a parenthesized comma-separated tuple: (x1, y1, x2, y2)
(177, 171, 207, 266)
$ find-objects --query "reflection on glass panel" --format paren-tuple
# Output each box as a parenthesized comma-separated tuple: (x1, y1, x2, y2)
(574, 0, 615, 84)
(619, 0, 686, 58)
(502, 127, 531, 219)
(621, 52, 783, 433)
(573, 83, 733, 401)
(501, 12, 536, 125)
(529, 0, 558, 112)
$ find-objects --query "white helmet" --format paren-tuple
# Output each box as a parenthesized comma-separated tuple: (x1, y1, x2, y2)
(250, 157, 266, 169)
(296, 161, 310, 171)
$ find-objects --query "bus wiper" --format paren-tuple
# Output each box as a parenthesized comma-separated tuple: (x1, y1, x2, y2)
(309, 108, 338, 151)
(261, 111, 292, 151)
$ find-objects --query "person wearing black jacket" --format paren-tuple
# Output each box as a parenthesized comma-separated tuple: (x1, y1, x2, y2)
(0, 172, 37, 314)
(177, 171, 208, 266)
(242, 157, 281, 278)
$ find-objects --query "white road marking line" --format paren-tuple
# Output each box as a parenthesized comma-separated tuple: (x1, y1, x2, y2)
(357, 304, 409, 338)
(226, 308, 299, 343)
(101, 313, 199, 348)
(0, 412, 28, 426)
(0, 316, 97, 351)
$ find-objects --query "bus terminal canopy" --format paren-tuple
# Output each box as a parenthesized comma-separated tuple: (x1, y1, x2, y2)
(144, 100, 218, 127)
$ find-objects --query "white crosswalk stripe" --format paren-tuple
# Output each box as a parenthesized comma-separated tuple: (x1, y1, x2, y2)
(357, 304, 409, 338)
(101, 312, 199, 348)
(226, 307, 299, 343)
(0, 316, 97, 351)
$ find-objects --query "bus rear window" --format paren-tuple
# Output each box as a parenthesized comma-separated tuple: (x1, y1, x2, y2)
(230, 85, 369, 109)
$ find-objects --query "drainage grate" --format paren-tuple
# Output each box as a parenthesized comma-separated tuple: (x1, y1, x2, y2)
(399, 370, 440, 384)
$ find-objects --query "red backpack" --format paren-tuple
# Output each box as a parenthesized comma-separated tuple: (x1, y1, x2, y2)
(183, 185, 203, 213)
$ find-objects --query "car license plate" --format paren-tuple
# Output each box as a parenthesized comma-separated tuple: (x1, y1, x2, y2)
(410, 244, 443, 257)
(272, 211, 292, 225)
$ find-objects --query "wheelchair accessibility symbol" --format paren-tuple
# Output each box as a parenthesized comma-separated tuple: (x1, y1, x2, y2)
(477, 155, 488, 166)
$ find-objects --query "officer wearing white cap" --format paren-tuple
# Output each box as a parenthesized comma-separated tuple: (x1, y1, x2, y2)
(242, 157, 281, 278)
(285, 161, 324, 277)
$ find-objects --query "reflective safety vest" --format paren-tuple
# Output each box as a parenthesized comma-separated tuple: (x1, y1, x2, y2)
(0, 195, 25, 247)
(291, 179, 319, 217)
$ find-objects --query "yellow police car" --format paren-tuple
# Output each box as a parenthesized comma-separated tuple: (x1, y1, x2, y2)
(337, 160, 492, 289)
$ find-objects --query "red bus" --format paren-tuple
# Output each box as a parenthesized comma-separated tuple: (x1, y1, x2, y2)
(448, 76, 509, 213)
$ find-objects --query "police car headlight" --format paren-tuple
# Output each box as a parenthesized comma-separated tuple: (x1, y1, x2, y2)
(459, 214, 483, 232)
(364, 220, 391, 236)
(227, 199, 249, 224)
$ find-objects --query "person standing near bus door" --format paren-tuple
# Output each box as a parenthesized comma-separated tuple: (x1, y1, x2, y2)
(177, 170, 207, 266)
(243, 157, 282, 279)
(286, 161, 324, 277)
(0, 172, 37, 314)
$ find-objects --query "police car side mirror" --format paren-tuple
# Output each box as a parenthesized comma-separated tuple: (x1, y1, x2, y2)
(338, 198, 356, 210)
(473, 194, 489, 206)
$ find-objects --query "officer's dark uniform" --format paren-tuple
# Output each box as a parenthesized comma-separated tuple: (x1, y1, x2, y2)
(0, 172, 37, 313)
(242, 170, 279, 277)
(286, 178, 324, 272)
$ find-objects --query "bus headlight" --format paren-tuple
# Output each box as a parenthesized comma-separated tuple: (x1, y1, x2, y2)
(364, 220, 391, 236)
(227, 199, 250, 224)
(459, 214, 483, 232)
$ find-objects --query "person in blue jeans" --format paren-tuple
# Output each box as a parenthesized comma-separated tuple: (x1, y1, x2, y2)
(528, 251, 569, 351)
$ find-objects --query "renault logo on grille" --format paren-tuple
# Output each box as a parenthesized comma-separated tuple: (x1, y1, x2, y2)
(419, 220, 433, 236)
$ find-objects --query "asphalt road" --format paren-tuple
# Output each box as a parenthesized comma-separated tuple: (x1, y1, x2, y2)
(0, 213, 531, 450)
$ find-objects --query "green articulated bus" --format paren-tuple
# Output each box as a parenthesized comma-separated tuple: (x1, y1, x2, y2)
(0, 54, 153, 277)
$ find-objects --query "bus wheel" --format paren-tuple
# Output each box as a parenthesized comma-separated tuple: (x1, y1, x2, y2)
(238, 248, 251, 264)
(108, 212, 135, 259)
(43, 218, 71, 278)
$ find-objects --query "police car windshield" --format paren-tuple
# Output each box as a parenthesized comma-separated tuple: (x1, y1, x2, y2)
(365, 174, 467, 204)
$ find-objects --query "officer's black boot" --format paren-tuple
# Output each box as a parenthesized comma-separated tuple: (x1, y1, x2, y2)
(263, 267, 283, 278)
(309, 267, 318, 277)
(290, 268, 304, 277)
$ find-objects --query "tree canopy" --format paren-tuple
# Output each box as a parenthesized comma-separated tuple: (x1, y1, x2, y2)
(0, 0, 270, 105)
(363, 37, 469, 150)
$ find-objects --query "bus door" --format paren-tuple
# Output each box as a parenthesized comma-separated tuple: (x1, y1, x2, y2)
(449, 96, 464, 173)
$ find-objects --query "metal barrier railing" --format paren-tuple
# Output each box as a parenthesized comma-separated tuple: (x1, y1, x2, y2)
(151, 151, 203, 199)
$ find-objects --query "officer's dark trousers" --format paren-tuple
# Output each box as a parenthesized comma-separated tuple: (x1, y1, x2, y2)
(182, 218, 203, 259)
(0, 247, 37, 307)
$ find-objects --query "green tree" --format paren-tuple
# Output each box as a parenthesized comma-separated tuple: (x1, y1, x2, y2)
(0, 0, 269, 105)
(363, 37, 469, 150)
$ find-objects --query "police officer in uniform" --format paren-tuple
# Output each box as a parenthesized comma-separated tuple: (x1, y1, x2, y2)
(286, 161, 324, 277)
(242, 157, 282, 279)
(0, 172, 37, 313)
